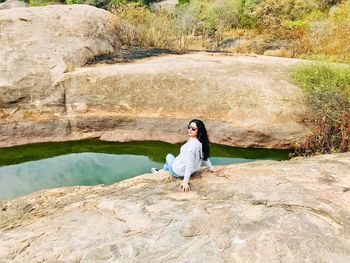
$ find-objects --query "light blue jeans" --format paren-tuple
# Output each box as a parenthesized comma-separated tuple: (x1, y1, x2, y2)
(164, 153, 180, 178)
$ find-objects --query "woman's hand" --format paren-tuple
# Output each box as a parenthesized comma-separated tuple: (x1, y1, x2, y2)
(180, 181, 191, 192)
(209, 166, 221, 173)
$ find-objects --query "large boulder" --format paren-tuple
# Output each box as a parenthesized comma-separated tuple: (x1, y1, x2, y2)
(0, 50, 309, 148)
(55, 53, 308, 149)
(0, 4, 119, 108)
(0, 0, 27, 10)
(0, 152, 349, 261)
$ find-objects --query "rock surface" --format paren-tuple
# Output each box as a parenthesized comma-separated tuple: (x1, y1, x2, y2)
(0, 152, 349, 262)
(0, 4, 119, 110)
(0, 47, 308, 149)
(0, 0, 26, 10)
(67, 53, 307, 148)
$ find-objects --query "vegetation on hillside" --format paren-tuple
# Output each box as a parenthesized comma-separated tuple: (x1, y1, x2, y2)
(105, 0, 348, 62)
(20, 0, 348, 62)
(291, 62, 350, 155)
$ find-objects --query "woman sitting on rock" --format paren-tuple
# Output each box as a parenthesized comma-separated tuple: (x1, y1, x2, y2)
(152, 119, 220, 192)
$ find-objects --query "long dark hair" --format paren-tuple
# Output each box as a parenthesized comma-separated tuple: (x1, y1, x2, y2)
(189, 119, 210, 160)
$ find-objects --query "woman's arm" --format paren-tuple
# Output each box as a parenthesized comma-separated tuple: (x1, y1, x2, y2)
(183, 150, 196, 183)
(181, 150, 196, 192)
(204, 158, 221, 172)
(204, 158, 214, 171)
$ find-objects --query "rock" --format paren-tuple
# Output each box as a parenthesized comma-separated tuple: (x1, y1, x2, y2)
(221, 38, 238, 48)
(0, 152, 349, 262)
(263, 48, 293, 58)
(329, 4, 339, 16)
(0, 0, 26, 10)
(0, 4, 120, 107)
(219, 38, 249, 52)
(61, 53, 308, 149)
(152, 0, 179, 10)
(0, 52, 308, 149)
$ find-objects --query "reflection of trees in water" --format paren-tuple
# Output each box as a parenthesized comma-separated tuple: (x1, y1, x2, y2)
(0, 139, 290, 167)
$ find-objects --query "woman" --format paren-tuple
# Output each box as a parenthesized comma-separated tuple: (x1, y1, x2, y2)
(152, 119, 220, 192)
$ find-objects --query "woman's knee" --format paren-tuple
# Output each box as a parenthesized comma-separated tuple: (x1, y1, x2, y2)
(166, 153, 175, 162)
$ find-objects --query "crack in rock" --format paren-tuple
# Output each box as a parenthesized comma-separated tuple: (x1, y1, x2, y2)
(250, 200, 343, 226)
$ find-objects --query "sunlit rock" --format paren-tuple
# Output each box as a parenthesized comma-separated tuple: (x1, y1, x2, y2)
(0, 152, 349, 262)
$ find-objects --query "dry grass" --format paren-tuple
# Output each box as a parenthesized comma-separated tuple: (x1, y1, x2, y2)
(105, 1, 350, 61)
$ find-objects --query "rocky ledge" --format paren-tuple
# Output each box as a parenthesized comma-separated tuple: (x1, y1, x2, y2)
(0, 153, 349, 262)
(0, 51, 309, 149)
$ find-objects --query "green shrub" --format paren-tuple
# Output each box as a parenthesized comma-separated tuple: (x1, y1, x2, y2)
(29, 0, 64, 5)
(292, 62, 350, 95)
(177, 0, 190, 5)
(291, 62, 350, 155)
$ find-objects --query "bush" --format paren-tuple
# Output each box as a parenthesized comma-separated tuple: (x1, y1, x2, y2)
(109, 3, 176, 48)
(29, 0, 65, 5)
(183, 0, 253, 47)
(177, 0, 190, 5)
(291, 62, 350, 155)
(172, 4, 199, 50)
(252, 0, 316, 34)
(292, 62, 350, 95)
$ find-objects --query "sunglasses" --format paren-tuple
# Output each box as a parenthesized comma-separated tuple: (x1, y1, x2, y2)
(187, 125, 198, 131)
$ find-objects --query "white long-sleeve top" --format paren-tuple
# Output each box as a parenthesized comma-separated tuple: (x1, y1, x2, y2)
(172, 138, 214, 183)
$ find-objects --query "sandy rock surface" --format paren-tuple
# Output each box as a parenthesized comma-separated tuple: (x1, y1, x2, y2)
(0, 153, 349, 262)
(66, 53, 307, 149)
(0, 0, 26, 10)
(0, 4, 119, 108)
(0, 48, 308, 148)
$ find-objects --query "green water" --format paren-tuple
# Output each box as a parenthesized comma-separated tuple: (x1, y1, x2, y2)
(0, 140, 291, 200)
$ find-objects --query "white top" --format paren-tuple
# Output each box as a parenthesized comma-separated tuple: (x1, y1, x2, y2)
(172, 138, 214, 183)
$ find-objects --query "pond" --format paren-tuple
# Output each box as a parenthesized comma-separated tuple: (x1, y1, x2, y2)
(0, 140, 291, 200)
